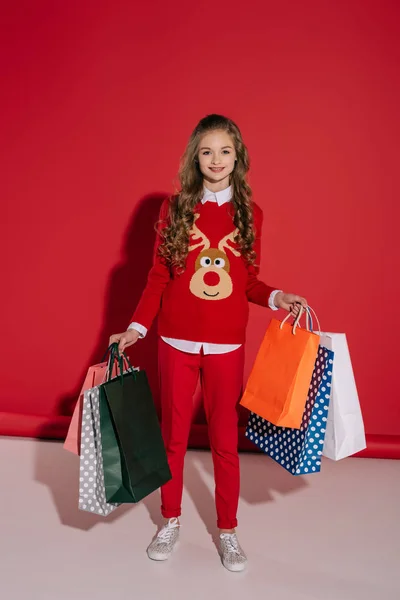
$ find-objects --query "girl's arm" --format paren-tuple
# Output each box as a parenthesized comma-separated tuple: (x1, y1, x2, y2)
(246, 204, 279, 306)
(246, 203, 307, 317)
(128, 198, 171, 330)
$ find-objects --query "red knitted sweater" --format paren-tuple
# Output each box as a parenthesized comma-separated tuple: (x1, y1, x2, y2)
(130, 198, 277, 344)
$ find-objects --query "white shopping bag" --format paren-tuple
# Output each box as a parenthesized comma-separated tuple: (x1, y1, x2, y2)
(316, 332, 366, 460)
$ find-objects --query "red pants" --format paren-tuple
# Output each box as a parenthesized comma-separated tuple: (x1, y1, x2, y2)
(158, 338, 245, 529)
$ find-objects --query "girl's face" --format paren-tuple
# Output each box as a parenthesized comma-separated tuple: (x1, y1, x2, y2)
(197, 130, 237, 189)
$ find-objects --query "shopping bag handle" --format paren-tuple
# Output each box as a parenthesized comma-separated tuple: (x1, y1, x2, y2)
(280, 305, 321, 335)
(102, 343, 137, 383)
(110, 343, 138, 382)
(280, 306, 305, 335)
(305, 306, 321, 333)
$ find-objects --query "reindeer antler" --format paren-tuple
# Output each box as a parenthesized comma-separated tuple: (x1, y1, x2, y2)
(188, 213, 210, 252)
(218, 229, 241, 257)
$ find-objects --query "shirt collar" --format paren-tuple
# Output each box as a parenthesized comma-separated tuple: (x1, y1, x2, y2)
(201, 185, 232, 206)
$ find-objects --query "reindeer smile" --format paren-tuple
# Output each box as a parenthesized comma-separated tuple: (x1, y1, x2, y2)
(204, 291, 220, 297)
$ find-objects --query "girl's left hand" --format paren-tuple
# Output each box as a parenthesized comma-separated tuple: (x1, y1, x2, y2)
(274, 292, 307, 318)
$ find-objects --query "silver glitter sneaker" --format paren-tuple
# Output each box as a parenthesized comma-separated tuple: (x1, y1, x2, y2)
(219, 533, 248, 572)
(147, 518, 180, 561)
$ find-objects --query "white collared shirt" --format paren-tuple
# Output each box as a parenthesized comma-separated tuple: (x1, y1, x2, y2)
(202, 184, 233, 206)
(129, 185, 280, 354)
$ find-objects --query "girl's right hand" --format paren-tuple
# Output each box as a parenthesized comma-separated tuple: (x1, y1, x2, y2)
(109, 329, 141, 353)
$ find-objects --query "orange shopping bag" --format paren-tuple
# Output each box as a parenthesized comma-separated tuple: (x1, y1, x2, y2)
(240, 312, 320, 429)
(63, 361, 116, 455)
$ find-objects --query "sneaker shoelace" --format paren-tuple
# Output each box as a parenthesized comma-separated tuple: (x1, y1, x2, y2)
(157, 518, 179, 543)
(221, 534, 241, 555)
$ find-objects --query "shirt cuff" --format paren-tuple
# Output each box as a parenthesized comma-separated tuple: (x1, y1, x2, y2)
(268, 289, 282, 311)
(127, 322, 148, 338)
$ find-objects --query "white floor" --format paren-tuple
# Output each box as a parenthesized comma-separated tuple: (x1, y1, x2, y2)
(0, 438, 399, 600)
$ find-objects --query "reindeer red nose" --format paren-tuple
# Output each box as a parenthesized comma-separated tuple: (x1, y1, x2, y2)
(203, 271, 220, 286)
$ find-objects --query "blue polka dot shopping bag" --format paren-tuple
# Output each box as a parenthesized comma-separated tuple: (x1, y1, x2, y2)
(245, 345, 334, 475)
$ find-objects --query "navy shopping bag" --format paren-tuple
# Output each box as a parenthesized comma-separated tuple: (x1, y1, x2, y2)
(245, 346, 334, 475)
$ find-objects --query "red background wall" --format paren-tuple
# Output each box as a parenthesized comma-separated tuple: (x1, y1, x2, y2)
(1, 1, 399, 447)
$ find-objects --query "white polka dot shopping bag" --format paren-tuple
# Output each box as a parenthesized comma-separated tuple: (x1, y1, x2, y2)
(245, 345, 334, 475)
(79, 386, 119, 516)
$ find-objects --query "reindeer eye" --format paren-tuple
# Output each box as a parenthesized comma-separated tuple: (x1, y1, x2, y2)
(200, 256, 212, 267)
(214, 258, 226, 268)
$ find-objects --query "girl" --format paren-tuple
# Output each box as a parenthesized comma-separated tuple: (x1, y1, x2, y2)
(110, 114, 306, 572)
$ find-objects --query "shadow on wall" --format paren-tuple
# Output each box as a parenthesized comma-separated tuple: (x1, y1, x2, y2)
(33, 193, 168, 530)
(58, 192, 168, 420)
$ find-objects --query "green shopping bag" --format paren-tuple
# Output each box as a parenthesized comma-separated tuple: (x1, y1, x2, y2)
(100, 345, 171, 503)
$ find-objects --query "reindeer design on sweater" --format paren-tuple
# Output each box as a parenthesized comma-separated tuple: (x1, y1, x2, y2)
(188, 213, 241, 300)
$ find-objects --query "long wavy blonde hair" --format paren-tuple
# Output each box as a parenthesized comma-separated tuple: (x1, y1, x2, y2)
(158, 114, 256, 271)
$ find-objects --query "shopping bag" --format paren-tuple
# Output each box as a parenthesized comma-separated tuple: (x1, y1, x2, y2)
(316, 332, 366, 460)
(64, 361, 117, 456)
(240, 312, 320, 428)
(79, 386, 119, 516)
(245, 345, 334, 475)
(100, 346, 172, 503)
